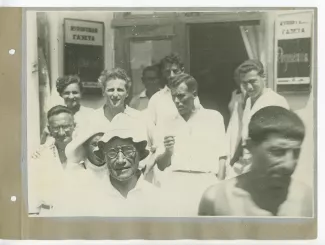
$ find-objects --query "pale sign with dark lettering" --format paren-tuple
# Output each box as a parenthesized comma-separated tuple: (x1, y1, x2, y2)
(64, 19, 105, 90)
(275, 11, 313, 85)
(64, 19, 104, 46)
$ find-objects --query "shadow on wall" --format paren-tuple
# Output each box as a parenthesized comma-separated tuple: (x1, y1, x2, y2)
(82, 93, 105, 109)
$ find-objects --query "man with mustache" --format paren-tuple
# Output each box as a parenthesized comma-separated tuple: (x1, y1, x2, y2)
(199, 106, 313, 217)
(28, 105, 76, 215)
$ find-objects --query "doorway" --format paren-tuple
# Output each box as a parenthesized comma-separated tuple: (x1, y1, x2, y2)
(189, 22, 251, 126)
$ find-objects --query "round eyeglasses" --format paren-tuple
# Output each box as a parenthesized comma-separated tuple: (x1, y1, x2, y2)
(105, 145, 136, 159)
(50, 125, 74, 134)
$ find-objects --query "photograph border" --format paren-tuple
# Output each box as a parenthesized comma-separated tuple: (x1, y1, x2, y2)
(0, 7, 317, 240)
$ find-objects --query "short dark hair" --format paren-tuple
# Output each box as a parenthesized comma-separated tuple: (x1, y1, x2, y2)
(249, 106, 305, 144)
(56, 75, 83, 95)
(169, 73, 198, 93)
(98, 68, 132, 92)
(237, 59, 265, 78)
(142, 65, 160, 77)
(159, 53, 185, 72)
(47, 105, 73, 120)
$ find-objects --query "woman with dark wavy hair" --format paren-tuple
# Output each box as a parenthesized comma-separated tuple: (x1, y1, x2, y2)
(41, 75, 94, 144)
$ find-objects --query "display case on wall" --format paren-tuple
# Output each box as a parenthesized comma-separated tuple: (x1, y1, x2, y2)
(63, 18, 105, 92)
(275, 11, 314, 93)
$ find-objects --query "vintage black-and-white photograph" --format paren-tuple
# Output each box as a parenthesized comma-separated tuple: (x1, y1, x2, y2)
(26, 9, 315, 217)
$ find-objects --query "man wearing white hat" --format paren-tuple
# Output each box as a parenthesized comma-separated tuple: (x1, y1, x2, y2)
(65, 125, 107, 178)
(89, 118, 165, 216)
(64, 119, 156, 186)
(39, 116, 169, 217)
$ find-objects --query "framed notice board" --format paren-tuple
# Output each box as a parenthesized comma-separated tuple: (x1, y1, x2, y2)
(64, 18, 104, 90)
(275, 11, 313, 92)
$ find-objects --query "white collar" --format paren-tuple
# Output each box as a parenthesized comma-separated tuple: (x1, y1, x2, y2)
(175, 106, 201, 122)
(105, 172, 148, 198)
(84, 158, 108, 173)
(99, 105, 138, 117)
(139, 90, 147, 98)
(162, 85, 170, 93)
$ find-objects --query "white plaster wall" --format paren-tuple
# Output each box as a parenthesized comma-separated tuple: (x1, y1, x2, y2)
(46, 11, 114, 109)
(26, 11, 40, 157)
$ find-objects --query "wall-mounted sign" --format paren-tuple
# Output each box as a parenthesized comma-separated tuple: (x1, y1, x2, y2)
(275, 12, 313, 85)
(64, 19, 104, 90)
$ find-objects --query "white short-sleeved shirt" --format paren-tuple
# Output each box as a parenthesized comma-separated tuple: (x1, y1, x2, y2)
(90, 105, 142, 130)
(73, 105, 96, 128)
(294, 96, 314, 188)
(155, 107, 227, 174)
(28, 143, 67, 214)
(39, 173, 168, 217)
(129, 90, 150, 111)
(241, 88, 290, 142)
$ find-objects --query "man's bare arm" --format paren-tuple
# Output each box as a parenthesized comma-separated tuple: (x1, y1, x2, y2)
(198, 186, 217, 216)
(156, 150, 172, 171)
(156, 136, 174, 171)
(198, 184, 230, 216)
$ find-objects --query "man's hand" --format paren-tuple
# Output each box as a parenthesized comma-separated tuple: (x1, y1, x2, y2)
(163, 136, 175, 154)
(155, 136, 175, 171)
(31, 145, 47, 159)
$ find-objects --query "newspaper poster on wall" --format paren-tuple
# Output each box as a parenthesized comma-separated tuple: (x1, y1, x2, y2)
(276, 11, 313, 85)
(64, 19, 105, 89)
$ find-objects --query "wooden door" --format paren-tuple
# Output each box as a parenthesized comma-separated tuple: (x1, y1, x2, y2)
(114, 23, 186, 96)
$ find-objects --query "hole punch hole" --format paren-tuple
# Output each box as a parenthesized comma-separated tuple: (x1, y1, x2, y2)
(9, 49, 15, 55)
(11, 196, 17, 202)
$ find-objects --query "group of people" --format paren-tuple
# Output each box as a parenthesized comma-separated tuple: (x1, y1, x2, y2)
(28, 54, 313, 217)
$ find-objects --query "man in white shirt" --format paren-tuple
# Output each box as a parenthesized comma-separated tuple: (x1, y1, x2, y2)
(294, 94, 314, 188)
(146, 54, 201, 149)
(228, 60, 289, 176)
(199, 106, 312, 217)
(129, 65, 162, 111)
(46, 118, 168, 217)
(28, 105, 76, 215)
(151, 73, 227, 216)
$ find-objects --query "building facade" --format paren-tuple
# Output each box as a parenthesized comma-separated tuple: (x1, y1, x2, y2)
(26, 9, 316, 156)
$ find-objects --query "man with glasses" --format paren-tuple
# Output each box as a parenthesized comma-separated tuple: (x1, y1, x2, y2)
(51, 117, 168, 216)
(130, 65, 162, 111)
(28, 105, 76, 215)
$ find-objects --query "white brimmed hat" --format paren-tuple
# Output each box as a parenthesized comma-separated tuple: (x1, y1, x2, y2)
(94, 116, 149, 161)
(65, 125, 107, 164)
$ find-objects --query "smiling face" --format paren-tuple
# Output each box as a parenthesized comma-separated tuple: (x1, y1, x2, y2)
(61, 83, 82, 110)
(248, 133, 302, 191)
(84, 133, 105, 166)
(102, 79, 128, 109)
(48, 112, 75, 148)
(103, 138, 139, 181)
(239, 70, 265, 100)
